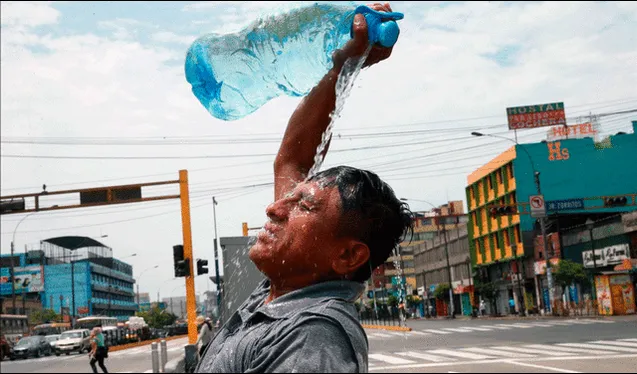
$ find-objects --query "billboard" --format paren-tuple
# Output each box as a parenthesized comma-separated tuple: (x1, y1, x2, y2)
(507, 102, 566, 130)
(547, 122, 598, 142)
(0, 265, 44, 295)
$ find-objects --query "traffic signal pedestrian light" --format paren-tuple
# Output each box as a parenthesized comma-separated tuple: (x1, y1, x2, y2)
(197, 259, 209, 276)
(604, 196, 628, 207)
(173, 245, 191, 278)
(489, 205, 516, 217)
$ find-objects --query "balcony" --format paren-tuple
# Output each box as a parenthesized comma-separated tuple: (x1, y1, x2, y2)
(508, 178, 517, 192)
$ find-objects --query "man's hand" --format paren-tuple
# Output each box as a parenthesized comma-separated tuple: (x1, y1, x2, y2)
(332, 3, 394, 71)
(273, 2, 396, 200)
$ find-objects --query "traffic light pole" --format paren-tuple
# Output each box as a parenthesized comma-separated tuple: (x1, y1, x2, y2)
(179, 170, 198, 345)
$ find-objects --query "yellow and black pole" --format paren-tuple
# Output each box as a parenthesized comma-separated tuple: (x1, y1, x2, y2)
(178, 170, 198, 345)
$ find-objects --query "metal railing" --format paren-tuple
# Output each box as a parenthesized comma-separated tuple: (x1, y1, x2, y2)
(358, 305, 404, 327)
(551, 300, 600, 317)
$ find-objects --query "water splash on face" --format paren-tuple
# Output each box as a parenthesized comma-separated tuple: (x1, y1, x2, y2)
(306, 46, 372, 180)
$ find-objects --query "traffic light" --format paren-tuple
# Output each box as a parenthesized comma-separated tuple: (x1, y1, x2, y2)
(489, 205, 516, 217)
(173, 245, 191, 278)
(197, 259, 209, 276)
(604, 196, 628, 207)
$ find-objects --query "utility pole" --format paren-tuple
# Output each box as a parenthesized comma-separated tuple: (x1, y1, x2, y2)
(10, 241, 16, 314)
(535, 172, 554, 313)
(212, 197, 222, 323)
(71, 261, 76, 328)
(439, 211, 455, 318)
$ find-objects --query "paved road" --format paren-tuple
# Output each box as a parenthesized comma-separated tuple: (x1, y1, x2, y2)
(2, 317, 634, 373)
(0, 337, 188, 373)
(366, 316, 637, 373)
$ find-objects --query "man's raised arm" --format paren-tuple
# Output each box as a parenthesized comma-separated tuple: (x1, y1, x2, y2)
(273, 3, 394, 200)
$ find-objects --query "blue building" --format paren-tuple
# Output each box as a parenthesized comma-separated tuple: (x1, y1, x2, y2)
(1, 236, 137, 322)
(466, 121, 637, 315)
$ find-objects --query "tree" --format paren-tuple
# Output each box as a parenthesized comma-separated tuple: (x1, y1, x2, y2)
(387, 295, 399, 308)
(136, 306, 178, 329)
(433, 284, 451, 301)
(475, 281, 498, 315)
(406, 295, 421, 308)
(29, 309, 61, 326)
(553, 260, 588, 298)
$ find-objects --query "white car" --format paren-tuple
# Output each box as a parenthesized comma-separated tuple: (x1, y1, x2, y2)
(44, 335, 60, 350)
(55, 330, 91, 356)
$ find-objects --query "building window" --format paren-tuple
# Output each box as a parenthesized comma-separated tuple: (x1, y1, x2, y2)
(496, 169, 503, 185)
(487, 176, 493, 191)
(495, 233, 501, 249)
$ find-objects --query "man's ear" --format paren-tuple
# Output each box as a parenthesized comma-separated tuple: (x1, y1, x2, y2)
(332, 240, 370, 276)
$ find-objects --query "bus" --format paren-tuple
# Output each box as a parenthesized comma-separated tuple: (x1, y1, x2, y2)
(32, 322, 71, 336)
(75, 316, 118, 330)
(0, 314, 30, 344)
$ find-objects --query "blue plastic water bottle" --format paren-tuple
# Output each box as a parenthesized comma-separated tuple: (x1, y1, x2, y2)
(185, 3, 404, 121)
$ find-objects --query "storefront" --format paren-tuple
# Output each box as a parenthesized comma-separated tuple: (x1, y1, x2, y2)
(594, 271, 635, 315)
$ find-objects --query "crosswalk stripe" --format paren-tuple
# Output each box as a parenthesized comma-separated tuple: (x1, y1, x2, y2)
(384, 331, 408, 337)
(409, 331, 430, 336)
(619, 338, 637, 342)
(460, 327, 493, 331)
(566, 319, 596, 324)
(428, 349, 494, 360)
(441, 328, 474, 333)
(524, 344, 610, 355)
(591, 340, 637, 348)
(526, 322, 554, 327)
(558, 343, 637, 353)
(482, 325, 511, 330)
(424, 329, 453, 335)
(510, 323, 535, 328)
(370, 333, 394, 338)
(461, 347, 535, 358)
(396, 351, 455, 362)
(369, 353, 416, 364)
(367, 335, 379, 340)
(492, 345, 574, 356)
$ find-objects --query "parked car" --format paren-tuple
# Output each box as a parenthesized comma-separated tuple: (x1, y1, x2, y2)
(44, 334, 60, 350)
(0, 334, 12, 361)
(9, 336, 52, 360)
(54, 329, 91, 356)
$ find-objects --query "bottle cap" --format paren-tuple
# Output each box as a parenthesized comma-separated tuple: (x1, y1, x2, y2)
(354, 5, 404, 48)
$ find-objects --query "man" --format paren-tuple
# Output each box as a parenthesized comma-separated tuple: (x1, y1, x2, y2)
(196, 3, 412, 373)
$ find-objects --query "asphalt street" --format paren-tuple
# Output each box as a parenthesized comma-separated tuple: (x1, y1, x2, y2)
(1, 316, 635, 373)
(0, 337, 188, 373)
(366, 316, 637, 373)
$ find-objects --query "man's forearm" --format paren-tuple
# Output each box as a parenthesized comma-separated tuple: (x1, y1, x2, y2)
(273, 66, 343, 198)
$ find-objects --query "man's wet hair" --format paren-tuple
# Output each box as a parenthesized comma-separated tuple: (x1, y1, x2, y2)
(309, 166, 414, 282)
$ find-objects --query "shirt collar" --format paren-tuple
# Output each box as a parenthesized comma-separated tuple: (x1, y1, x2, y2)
(241, 280, 365, 322)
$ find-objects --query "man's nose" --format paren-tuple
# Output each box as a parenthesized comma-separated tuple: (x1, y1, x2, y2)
(265, 199, 289, 221)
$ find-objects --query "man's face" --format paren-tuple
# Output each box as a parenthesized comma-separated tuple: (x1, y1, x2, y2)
(249, 180, 349, 283)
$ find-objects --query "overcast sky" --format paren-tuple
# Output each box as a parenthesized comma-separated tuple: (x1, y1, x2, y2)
(2, 1, 636, 301)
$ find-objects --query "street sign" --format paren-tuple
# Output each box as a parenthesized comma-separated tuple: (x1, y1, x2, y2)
(547, 198, 585, 212)
(507, 102, 566, 130)
(529, 195, 547, 218)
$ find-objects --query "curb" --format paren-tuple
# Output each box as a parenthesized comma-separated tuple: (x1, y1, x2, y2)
(108, 335, 188, 353)
(361, 324, 412, 332)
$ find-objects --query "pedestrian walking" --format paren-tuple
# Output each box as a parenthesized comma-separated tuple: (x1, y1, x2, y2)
(89, 327, 108, 373)
(196, 316, 214, 357)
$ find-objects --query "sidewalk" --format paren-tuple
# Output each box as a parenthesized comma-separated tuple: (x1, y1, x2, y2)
(408, 313, 637, 322)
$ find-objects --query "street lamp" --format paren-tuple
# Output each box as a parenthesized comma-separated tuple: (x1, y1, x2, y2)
(401, 197, 455, 319)
(472, 132, 554, 313)
(136, 265, 159, 310)
(10, 211, 37, 313)
(212, 197, 222, 324)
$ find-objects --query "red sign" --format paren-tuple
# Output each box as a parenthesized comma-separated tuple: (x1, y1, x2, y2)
(507, 102, 566, 130)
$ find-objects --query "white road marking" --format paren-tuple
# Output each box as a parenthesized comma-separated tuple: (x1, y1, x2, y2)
(396, 351, 455, 362)
(462, 347, 535, 358)
(503, 360, 581, 373)
(441, 328, 474, 333)
(492, 345, 575, 356)
(557, 343, 637, 353)
(409, 331, 430, 336)
(591, 340, 637, 348)
(369, 353, 416, 365)
(460, 327, 493, 331)
(428, 349, 494, 360)
(424, 329, 453, 335)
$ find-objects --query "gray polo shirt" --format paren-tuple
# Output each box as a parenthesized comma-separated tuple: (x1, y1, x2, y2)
(196, 279, 368, 373)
